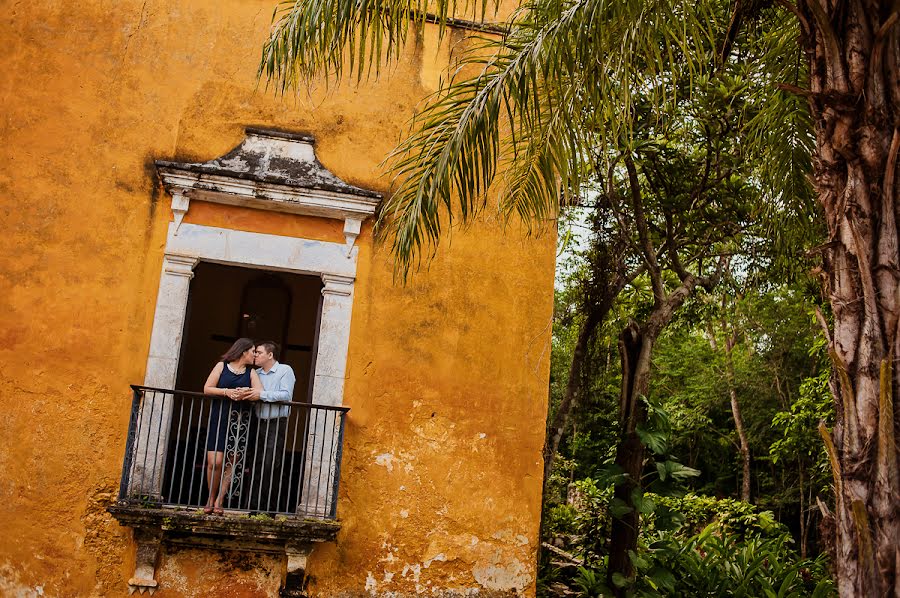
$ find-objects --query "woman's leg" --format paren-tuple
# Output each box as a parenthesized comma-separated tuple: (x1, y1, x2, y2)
(206, 450, 224, 511)
(215, 406, 249, 511)
(216, 458, 234, 510)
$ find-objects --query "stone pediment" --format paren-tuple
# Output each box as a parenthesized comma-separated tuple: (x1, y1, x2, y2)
(155, 129, 382, 250)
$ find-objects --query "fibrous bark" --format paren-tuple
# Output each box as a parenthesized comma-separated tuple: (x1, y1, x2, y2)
(797, 1, 900, 594)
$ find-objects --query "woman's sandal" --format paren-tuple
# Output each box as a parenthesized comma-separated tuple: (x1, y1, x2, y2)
(213, 506, 224, 515)
(203, 505, 214, 515)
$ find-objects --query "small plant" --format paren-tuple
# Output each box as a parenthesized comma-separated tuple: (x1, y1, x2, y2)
(249, 512, 273, 521)
(573, 566, 612, 597)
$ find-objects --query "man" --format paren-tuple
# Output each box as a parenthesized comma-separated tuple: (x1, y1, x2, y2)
(241, 341, 296, 512)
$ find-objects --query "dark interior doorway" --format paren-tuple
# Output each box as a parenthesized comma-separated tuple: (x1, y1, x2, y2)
(176, 262, 323, 394)
(162, 262, 323, 510)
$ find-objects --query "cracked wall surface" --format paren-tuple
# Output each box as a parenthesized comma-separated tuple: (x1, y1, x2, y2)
(0, 1, 554, 596)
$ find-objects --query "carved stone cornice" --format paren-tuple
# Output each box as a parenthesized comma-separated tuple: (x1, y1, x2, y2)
(155, 129, 381, 249)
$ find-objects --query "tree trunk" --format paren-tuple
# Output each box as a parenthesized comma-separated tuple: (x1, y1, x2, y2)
(541, 216, 633, 492)
(607, 322, 653, 593)
(800, 461, 808, 559)
(724, 335, 752, 503)
(709, 323, 752, 503)
(606, 272, 717, 593)
(542, 309, 602, 487)
(798, 1, 900, 594)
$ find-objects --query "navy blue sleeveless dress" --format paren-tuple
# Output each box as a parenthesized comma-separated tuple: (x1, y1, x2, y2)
(206, 362, 252, 451)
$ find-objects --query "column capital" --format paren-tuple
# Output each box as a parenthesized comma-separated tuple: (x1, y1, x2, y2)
(321, 273, 355, 297)
(162, 253, 199, 278)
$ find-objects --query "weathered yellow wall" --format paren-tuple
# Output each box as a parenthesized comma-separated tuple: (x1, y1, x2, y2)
(0, 1, 555, 596)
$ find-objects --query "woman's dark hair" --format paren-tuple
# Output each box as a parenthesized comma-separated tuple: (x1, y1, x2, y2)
(221, 337, 255, 362)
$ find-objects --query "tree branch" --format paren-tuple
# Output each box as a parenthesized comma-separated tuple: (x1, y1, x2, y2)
(624, 155, 665, 302)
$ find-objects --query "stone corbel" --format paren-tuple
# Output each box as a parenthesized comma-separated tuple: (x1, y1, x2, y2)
(343, 217, 362, 257)
(128, 528, 163, 595)
(280, 543, 314, 597)
(171, 189, 190, 235)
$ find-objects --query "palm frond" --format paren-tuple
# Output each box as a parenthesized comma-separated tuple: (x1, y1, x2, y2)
(376, 0, 722, 277)
(259, 0, 495, 92)
(258, 0, 818, 279)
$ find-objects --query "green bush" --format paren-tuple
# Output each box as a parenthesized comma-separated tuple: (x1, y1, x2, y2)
(629, 525, 835, 597)
(546, 504, 579, 536)
(568, 525, 833, 597)
(646, 493, 783, 538)
(540, 479, 835, 597)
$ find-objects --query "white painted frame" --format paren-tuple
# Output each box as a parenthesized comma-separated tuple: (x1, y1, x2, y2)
(131, 221, 356, 515)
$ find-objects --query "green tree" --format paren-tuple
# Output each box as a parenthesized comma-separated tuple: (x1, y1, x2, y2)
(261, 0, 900, 594)
(646, 283, 830, 551)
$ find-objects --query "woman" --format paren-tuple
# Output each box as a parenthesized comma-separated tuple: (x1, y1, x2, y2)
(202, 338, 262, 514)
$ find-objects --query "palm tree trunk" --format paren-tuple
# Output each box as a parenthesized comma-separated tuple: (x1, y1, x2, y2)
(798, 1, 900, 594)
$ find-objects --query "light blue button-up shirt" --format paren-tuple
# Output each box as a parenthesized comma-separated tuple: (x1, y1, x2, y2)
(255, 362, 296, 420)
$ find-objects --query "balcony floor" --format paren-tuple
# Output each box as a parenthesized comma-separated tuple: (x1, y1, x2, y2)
(108, 503, 340, 552)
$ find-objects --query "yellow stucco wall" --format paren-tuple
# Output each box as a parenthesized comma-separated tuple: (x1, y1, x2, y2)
(0, 1, 555, 596)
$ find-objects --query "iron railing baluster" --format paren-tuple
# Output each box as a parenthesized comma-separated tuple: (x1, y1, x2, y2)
(284, 407, 303, 515)
(118, 387, 143, 501)
(168, 393, 186, 503)
(178, 396, 193, 506)
(330, 411, 347, 518)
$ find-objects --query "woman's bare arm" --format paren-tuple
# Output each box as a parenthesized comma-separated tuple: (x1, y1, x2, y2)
(203, 362, 227, 396)
(249, 369, 264, 392)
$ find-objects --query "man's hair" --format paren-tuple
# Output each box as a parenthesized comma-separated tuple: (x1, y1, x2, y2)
(256, 340, 280, 359)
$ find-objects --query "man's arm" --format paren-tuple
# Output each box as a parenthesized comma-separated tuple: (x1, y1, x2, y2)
(260, 367, 296, 403)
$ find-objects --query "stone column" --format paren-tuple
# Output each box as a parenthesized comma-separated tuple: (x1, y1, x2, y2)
(300, 273, 354, 517)
(130, 252, 198, 498)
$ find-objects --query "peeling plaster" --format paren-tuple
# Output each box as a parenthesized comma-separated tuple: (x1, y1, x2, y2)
(401, 563, 421, 582)
(1, 6, 555, 596)
(472, 553, 530, 592)
(0, 564, 45, 598)
(375, 453, 395, 472)
(424, 553, 447, 568)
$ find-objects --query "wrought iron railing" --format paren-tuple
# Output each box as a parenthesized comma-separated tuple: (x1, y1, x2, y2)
(117, 385, 348, 519)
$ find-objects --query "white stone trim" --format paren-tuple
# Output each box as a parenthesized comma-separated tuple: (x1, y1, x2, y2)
(342, 218, 362, 255)
(171, 190, 190, 234)
(134, 222, 358, 504)
(159, 173, 378, 221)
(147, 222, 357, 400)
(145, 253, 199, 388)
